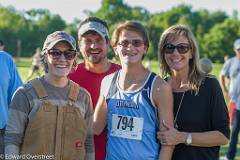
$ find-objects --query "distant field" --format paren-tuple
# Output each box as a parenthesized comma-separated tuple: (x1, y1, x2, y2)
(15, 57, 240, 159)
(15, 57, 222, 81)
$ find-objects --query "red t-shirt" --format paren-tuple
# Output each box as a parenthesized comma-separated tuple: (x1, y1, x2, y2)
(68, 62, 121, 160)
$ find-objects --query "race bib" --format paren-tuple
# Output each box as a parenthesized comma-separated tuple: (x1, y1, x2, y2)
(110, 114, 144, 140)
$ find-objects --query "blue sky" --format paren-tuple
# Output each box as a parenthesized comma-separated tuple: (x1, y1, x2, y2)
(0, 0, 239, 23)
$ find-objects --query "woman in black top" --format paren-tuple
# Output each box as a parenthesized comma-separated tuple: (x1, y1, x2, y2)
(157, 24, 230, 160)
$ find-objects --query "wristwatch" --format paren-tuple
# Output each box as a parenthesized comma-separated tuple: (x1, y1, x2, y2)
(186, 133, 192, 145)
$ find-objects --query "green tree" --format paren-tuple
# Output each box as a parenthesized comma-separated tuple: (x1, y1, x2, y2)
(88, 0, 150, 58)
(146, 4, 194, 59)
(0, 6, 67, 56)
(25, 9, 66, 56)
(0, 2, 239, 62)
(201, 18, 240, 62)
(0, 6, 28, 55)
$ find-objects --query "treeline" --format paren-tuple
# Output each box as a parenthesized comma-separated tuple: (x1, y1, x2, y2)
(0, 0, 240, 62)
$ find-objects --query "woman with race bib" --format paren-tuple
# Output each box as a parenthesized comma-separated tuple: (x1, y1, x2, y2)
(93, 21, 174, 160)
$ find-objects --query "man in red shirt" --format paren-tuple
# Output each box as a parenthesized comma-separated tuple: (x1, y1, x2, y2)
(69, 17, 120, 160)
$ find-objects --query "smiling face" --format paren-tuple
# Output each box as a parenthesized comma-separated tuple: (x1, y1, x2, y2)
(164, 35, 192, 72)
(46, 41, 76, 78)
(114, 30, 147, 65)
(79, 31, 109, 65)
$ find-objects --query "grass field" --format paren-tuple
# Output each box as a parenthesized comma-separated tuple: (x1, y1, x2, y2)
(15, 57, 240, 159)
(15, 57, 222, 81)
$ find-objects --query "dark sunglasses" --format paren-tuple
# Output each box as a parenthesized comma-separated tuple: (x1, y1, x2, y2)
(47, 49, 76, 60)
(163, 43, 191, 54)
(118, 39, 144, 47)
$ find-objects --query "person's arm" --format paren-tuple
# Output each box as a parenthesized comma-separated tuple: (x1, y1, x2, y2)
(219, 74, 229, 100)
(84, 91, 95, 160)
(7, 56, 23, 105)
(187, 131, 228, 146)
(219, 60, 231, 100)
(158, 77, 230, 147)
(92, 75, 111, 135)
(5, 88, 29, 158)
(153, 78, 174, 160)
(158, 123, 228, 147)
(207, 77, 230, 145)
(93, 95, 107, 135)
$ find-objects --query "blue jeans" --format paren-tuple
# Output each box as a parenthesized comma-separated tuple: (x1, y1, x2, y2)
(0, 130, 4, 160)
(227, 110, 240, 159)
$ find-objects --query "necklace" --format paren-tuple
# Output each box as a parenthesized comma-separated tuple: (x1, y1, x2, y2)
(174, 91, 185, 129)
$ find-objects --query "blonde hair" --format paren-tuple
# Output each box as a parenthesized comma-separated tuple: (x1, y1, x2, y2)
(158, 24, 205, 94)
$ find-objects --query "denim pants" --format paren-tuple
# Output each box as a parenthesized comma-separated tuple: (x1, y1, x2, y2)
(0, 130, 4, 160)
(227, 110, 240, 159)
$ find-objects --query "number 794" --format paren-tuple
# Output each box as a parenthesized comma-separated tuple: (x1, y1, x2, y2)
(117, 115, 134, 131)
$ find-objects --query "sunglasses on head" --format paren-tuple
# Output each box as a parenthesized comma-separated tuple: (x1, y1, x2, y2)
(47, 49, 76, 60)
(118, 39, 144, 48)
(163, 43, 191, 54)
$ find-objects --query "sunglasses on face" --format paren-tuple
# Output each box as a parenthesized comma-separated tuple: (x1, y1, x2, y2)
(47, 49, 76, 60)
(118, 39, 144, 48)
(163, 43, 191, 54)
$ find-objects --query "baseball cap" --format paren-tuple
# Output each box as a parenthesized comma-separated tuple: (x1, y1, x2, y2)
(42, 31, 76, 54)
(234, 38, 240, 49)
(78, 21, 109, 39)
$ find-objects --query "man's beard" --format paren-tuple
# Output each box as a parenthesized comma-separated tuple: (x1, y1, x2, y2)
(86, 54, 106, 64)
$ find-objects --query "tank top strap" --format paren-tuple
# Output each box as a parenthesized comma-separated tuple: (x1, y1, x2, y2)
(141, 72, 159, 128)
(143, 72, 157, 94)
(106, 71, 119, 99)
